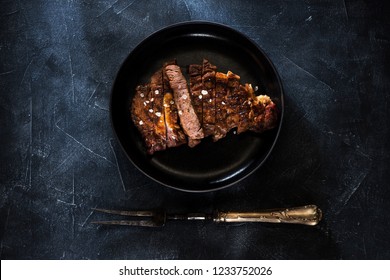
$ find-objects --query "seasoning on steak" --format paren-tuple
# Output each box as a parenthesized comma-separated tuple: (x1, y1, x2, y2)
(201, 59, 217, 137)
(164, 60, 204, 147)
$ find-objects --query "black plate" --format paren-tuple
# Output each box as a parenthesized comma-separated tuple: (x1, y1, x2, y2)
(110, 21, 284, 192)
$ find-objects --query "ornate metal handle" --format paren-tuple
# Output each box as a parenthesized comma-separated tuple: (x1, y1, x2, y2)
(214, 205, 322, 226)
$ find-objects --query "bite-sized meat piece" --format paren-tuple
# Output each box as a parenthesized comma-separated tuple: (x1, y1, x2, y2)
(164, 61, 204, 147)
(226, 71, 241, 131)
(201, 59, 217, 137)
(131, 85, 163, 154)
(213, 72, 228, 141)
(163, 75, 187, 148)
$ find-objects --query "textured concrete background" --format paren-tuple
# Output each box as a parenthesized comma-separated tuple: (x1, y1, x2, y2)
(1, 0, 389, 259)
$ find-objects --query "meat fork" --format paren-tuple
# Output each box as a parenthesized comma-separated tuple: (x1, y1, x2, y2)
(91, 205, 322, 227)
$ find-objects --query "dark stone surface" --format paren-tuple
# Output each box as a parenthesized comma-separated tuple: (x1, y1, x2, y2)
(1, 0, 389, 259)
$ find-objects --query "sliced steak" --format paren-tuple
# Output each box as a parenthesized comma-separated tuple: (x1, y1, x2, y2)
(132, 59, 278, 154)
(163, 72, 187, 148)
(213, 72, 228, 141)
(164, 61, 204, 147)
(201, 59, 217, 137)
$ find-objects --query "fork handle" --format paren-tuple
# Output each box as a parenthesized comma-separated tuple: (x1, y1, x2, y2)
(214, 205, 322, 226)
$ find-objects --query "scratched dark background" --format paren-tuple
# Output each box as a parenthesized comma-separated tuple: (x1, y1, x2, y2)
(1, 0, 389, 260)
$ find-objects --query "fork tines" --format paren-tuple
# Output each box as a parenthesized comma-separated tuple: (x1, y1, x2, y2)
(91, 208, 163, 227)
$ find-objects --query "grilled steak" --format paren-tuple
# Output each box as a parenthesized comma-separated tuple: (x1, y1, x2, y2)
(164, 60, 204, 147)
(131, 59, 278, 154)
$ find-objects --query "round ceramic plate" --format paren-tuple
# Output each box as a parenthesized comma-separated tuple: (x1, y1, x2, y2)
(110, 21, 284, 192)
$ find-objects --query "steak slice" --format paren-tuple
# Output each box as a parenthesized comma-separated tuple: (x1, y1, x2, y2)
(201, 59, 217, 137)
(165, 61, 204, 147)
(163, 72, 187, 148)
(226, 71, 241, 131)
(188, 64, 203, 128)
(236, 84, 253, 134)
(148, 69, 166, 152)
(213, 72, 228, 141)
(131, 84, 163, 154)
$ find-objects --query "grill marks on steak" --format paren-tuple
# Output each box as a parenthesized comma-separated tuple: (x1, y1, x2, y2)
(226, 71, 241, 131)
(131, 59, 278, 154)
